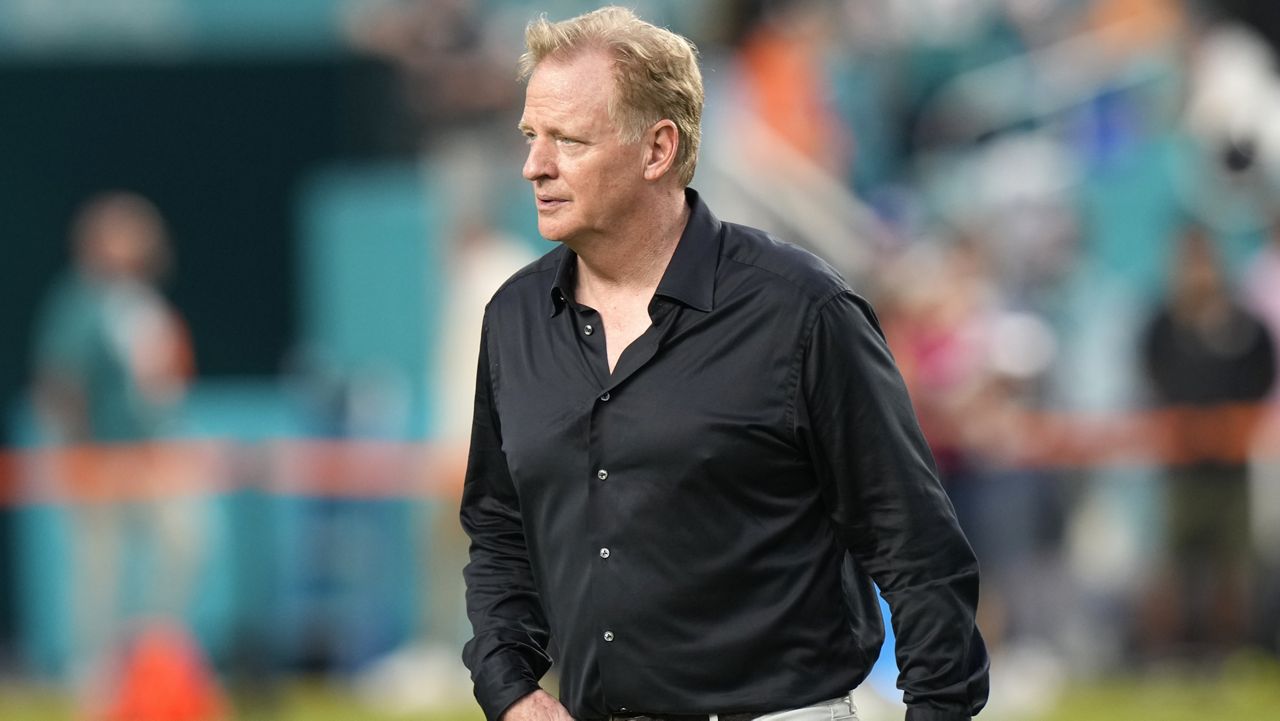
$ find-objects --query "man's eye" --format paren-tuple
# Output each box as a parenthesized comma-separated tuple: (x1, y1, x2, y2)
(557, 137, 579, 146)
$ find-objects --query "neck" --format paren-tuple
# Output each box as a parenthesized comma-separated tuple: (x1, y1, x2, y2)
(573, 187, 689, 296)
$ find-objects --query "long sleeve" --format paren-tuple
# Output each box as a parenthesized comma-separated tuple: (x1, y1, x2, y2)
(796, 292, 989, 721)
(460, 314, 553, 721)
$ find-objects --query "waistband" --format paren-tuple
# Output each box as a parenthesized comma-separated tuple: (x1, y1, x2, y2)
(608, 691, 856, 721)
(610, 713, 761, 721)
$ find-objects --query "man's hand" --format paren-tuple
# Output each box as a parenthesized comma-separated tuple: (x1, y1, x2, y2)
(502, 690, 575, 721)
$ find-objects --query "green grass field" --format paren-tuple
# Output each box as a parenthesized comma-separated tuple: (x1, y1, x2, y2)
(1036, 654, 1280, 721)
(0, 679, 485, 721)
(2, 656, 1278, 721)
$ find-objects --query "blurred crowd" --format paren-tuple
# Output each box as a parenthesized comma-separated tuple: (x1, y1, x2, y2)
(8, 0, 1280, 719)
(346, 0, 1280, 711)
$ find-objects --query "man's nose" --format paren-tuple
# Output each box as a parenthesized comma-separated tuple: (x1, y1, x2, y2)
(523, 139, 554, 181)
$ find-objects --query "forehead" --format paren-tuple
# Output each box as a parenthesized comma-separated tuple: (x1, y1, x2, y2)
(521, 50, 616, 129)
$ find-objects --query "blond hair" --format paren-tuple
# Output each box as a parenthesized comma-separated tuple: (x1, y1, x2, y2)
(519, 6, 703, 187)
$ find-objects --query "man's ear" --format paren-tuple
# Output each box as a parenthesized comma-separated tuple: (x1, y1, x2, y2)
(642, 120, 679, 182)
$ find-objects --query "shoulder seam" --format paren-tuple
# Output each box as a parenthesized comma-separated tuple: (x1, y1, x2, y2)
(721, 253, 848, 304)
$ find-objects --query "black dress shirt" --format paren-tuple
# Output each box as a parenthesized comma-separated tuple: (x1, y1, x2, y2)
(461, 189, 989, 721)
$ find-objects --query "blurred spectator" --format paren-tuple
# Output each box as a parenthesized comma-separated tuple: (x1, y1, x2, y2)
(345, 0, 527, 236)
(880, 237, 1062, 630)
(877, 231, 1071, 716)
(344, 0, 524, 154)
(731, 0, 852, 176)
(350, 218, 536, 714)
(1138, 226, 1275, 662)
(398, 220, 536, 689)
(1084, 0, 1185, 57)
(33, 193, 190, 445)
(343, 2, 538, 709)
(30, 192, 202, 695)
(878, 239, 996, 483)
(699, 0, 881, 283)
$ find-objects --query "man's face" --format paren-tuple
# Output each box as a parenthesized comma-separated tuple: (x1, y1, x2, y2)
(519, 51, 645, 246)
(79, 208, 165, 281)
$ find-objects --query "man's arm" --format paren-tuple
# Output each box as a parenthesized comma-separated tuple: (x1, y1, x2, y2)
(460, 315, 556, 721)
(796, 292, 989, 721)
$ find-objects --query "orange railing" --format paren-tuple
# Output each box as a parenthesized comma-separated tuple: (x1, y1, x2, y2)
(2, 402, 1278, 506)
(0, 439, 468, 506)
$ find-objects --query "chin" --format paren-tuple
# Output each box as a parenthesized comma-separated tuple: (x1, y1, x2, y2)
(537, 221, 575, 244)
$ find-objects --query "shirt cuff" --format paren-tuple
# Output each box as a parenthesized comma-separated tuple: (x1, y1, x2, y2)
(476, 678, 542, 721)
(905, 705, 973, 721)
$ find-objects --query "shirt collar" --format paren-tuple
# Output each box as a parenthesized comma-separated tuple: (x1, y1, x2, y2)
(549, 247, 574, 317)
(547, 187, 721, 317)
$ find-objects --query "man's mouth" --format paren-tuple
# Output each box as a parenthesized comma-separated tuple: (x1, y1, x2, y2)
(536, 195, 568, 210)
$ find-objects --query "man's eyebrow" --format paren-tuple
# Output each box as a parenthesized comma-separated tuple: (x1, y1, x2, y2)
(517, 122, 535, 134)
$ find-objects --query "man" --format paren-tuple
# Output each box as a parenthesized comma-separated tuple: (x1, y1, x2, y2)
(32, 192, 199, 690)
(1139, 227, 1275, 658)
(461, 7, 989, 721)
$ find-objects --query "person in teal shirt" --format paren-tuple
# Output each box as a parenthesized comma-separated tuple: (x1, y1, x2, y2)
(33, 192, 191, 445)
(31, 191, 197, 693)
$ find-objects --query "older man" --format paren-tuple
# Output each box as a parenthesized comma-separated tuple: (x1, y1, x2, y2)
(460, 7, 988, 721)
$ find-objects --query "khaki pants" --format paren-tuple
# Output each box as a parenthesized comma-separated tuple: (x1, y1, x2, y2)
(748, 693, 859, 721)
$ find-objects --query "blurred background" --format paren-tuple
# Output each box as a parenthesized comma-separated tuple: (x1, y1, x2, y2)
(1, 1, 1279, 720)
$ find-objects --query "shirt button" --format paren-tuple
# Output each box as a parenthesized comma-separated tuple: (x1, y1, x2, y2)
(600, 391, 611, 402)
(597, 469, 608, 481)
(599, 547, 610, 559)
(603, 631, 614, 642)
(583, 324, 594, 336)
